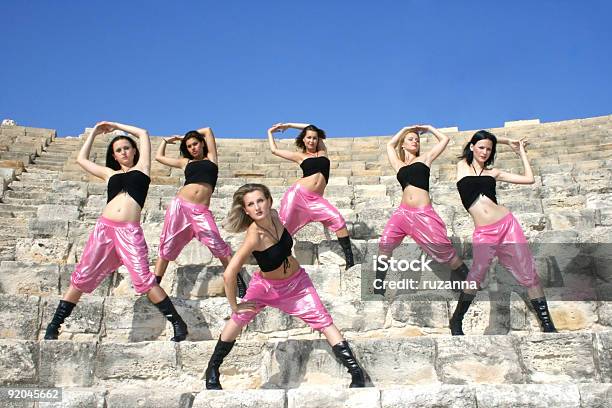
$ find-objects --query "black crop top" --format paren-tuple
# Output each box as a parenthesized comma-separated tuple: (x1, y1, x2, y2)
(300, 156, 330, 184)
(456, 176, 498, 211)
(397, 162, 430, 191)
(252, 228, 293, 273)
(184, 159, 218, 190)
(107, 170, 150, 208)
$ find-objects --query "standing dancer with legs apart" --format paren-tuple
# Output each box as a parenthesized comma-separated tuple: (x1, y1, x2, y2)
(44, 121, 188, 341)
(450, 130, 557, 335)
(267, 123, 355, 269)
(154, 127, 246, 297)
(204, 184, 366, 389)
(376, 125, 469, 295)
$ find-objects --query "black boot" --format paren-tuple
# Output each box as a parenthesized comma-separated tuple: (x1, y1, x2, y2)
(530, 297, 557, 333)
(338, 236, 355, 270)
(44, 300, 76, 340)
(205, 338, 236, 390)
(153, 296, 188, 342)
(449, 291, 475, 336)
(450, 263, 469, 293)
(373, 257, 387, 296)
(332, 340, 366, 387)
(236, 272, 247, 299)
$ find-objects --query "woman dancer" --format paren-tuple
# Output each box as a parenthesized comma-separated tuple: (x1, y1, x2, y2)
(450, 130, 557, 334)
(267, 123, 354, 269)
(376, 125, 469, 295)
(154, 127, 246, 297)
(44, 121, 188, 341)
(204, 184, 365, 389)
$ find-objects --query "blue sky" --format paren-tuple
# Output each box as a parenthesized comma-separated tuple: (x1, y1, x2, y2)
(1, 1, 611, 138)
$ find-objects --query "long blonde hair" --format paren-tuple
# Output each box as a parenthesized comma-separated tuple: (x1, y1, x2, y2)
(397, 131, 421, 162)
(223, 183, 273, 233)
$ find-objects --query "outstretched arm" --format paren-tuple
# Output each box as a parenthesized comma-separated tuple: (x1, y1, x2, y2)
(76, 123, 114, 180)
(418, 125, 450, 165)
(199, 127, 219, 164)
(283, 122, 310, 130)
(496, 139, 535, 184)
(155, 135, 187, 168)
(223, 231, 258, 312)
(386, 126, 411, 172)
(267, 123, 303, 163)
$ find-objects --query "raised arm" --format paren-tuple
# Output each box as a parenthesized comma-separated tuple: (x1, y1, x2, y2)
(283, 123, 310, 130)
(101, 121, 151, 173)
(199, 127, 219, 164)
(76, 123, 114, 180)
(155, 136, 187, 169)
(386, 126, 411, 172)
(495, 139, 535, 184)
(222, 230, 258, 312)
(267, 124, 303, 163)
(418, 125, 450, 166)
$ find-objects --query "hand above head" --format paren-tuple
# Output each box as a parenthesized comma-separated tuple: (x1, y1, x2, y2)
(509, 137, 529, 154)
(164, 135, 183, 144)
(268, 123, 288, 134)
(95, 121, 118, 134)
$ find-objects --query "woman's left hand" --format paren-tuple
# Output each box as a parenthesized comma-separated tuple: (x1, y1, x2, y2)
(509, 137, 529, 154)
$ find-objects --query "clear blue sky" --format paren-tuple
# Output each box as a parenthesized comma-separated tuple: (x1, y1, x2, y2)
(1, 1, 611, 138)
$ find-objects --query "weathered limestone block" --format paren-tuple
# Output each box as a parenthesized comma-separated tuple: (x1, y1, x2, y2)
(288, 387, 380, 408)
(38, 388, 106, 408)
(578, 383, 612, 408)
(102, 296, 166, 342)
(0, 340, 38, 384)
(41, 296, 104, 339)
(192, 389, 286, 408)
(180, 340, 273, 389)
(174, 240, 214, 266)
(318, 239, 365, 268)
(0, 294, 40, 339)
(174, 265, 225, 299)
(106, 387, 194, 408)
(37, 204, 80, 221)
(294, 240, 315, 265)
(474, 384, 580, 408)
(598, 301, 612, 327)
(533, 300, 597, 331)
(95, 342, 177, 380)
(15, 238, 71, 264)
(548, 209, 598, 230)
(320, 295, 387, 332)
(389, 299, 449, 329)
(594, 331, 612, 382)
(245, 304, 308, 334)
(307, 264, 341, 296)
(0, 262, 59, 295)
(39, 341, 96, 386)
(381, 385, 476, 408)
(354, 208, 393, 239)
(436, 336, 524, 384)
(28, 219, 69, 238)
(169, 298, 226, 341)
(518, 333, 597, 383)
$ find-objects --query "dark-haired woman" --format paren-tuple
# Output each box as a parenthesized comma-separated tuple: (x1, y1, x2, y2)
(204, 183, 365, 389)
(267, 123, 355, 269)
(375, 125, 469, 295)
(450, 130, 557, 335)
(44, 121, 188, 341)
(154, 127, 246, 297)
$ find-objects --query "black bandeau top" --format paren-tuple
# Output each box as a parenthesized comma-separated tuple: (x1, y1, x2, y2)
(300, 156, 330, 184)
(397, 162, 430, 191)
(456, 176, 498, 211)
(252, 228, 293, 272)
(184, 159, 218, 190)
(107, 170, 150, 208)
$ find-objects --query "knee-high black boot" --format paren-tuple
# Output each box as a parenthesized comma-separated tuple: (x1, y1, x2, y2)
(44, 300, 76, 340)
(205, 338, 236, 390)
(530, 297, 557, 333)
(450, 263, 469, 293)
(332, 340, 366, 387)
(338, 236, 355, 270)
(153, 296, 188, 342)
(236, 272, 247, 299)
(373, 257, 388, 296)
(449, 291, 475, 335)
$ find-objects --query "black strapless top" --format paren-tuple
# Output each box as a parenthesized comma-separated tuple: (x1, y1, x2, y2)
(107, 170, 150, 208)
(184, 159, 218, 190)
(252, 228, 293, 272)
(397, 162, 430, 191)
(300, 156, 330, 184)
(456, 176, 498, 210)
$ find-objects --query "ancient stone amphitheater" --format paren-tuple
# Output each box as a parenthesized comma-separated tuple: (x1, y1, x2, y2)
(0, 116, 610, 407)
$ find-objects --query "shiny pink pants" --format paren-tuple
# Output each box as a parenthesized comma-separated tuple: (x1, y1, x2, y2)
(468, 212, 540, 288)
(279, 183, 346, 235)
(231, 267, 334, 331)
(158, 196, 231, 260)
(70, 217, 156, 294)
(379, 204, 457, 263)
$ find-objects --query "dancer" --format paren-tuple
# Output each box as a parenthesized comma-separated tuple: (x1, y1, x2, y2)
(450, 130, 557, 334)
(376, 125, 469, 295)
(204, 184, 365, 389)
(267, 123, 355, 269)
(44, 121, 188, 341)
(154, 127, 246, 297)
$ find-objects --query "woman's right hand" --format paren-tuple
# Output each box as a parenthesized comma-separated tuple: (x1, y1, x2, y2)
(232, 300, 257, 313)
(269, 123, 288, 133)
(165, 135, 183, 144)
